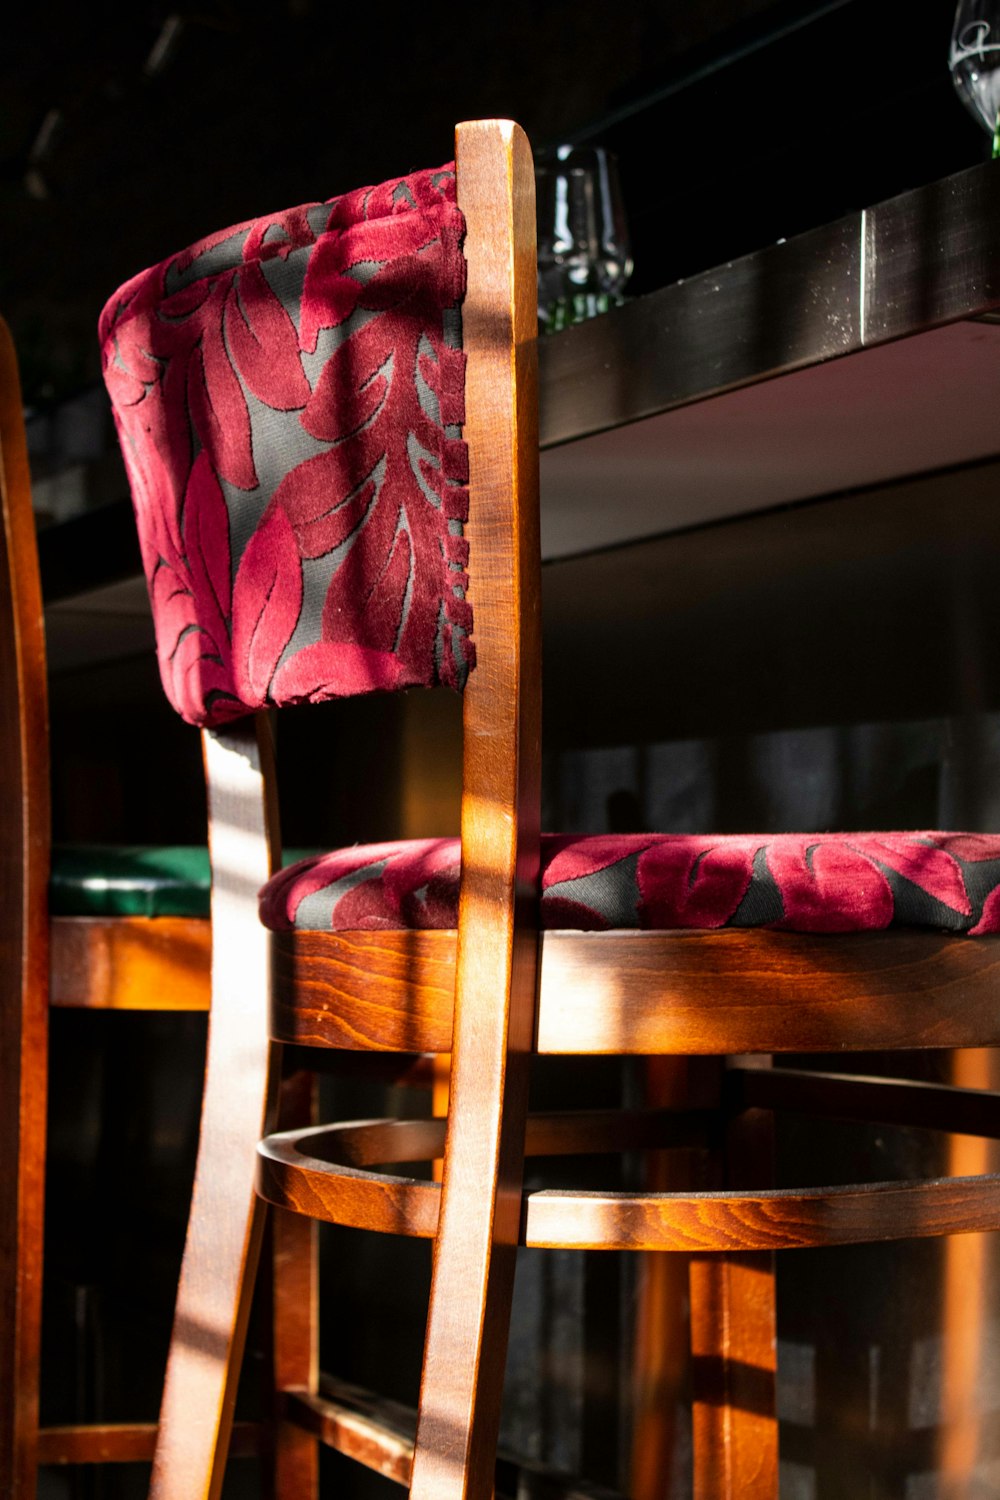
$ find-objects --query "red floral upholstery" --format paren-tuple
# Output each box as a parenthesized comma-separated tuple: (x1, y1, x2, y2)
(259, 832, 1000, 935)
(100, 167, 471, 727)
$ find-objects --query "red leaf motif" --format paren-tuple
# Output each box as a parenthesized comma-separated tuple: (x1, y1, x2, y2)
(158, 279, 214, 319)
(102, 362, 147, 409)
(845, 835, 970, 916)
(231, 504, 303, 706)
(382, 839, 460, 927)
(187, 290, 257, 490)
(260, 843, 399, 928)
(150, 559, 196, 655)
(301, 333, 390, 442)
(936, 833, 998, 862)
(299, 212, 436, 351)
(165, 628, 239, 727)
(242, 204, 318, 263)
(323, 525, 411, 653)
(971, 884, 1000, 934)
(326, 879, 400, 928)
(274, 443, 381, 559)
(183, 452, 232, 668)
(638, 838, 758, 929)
(361, 251, 438, 313)
(767, 838, 893, 931)
(224, 263, 310, 411)
(543, 835, 659, 888)
(269, 640, 406, 702)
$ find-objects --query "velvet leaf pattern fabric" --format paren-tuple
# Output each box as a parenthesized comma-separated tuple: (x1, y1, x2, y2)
(259, 831, 1000, 935)
(100, 167, 471, 726)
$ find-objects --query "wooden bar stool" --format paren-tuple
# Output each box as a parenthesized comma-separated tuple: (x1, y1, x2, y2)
(99, 118, 1000, 1500)
(0, 319, 218, 1497)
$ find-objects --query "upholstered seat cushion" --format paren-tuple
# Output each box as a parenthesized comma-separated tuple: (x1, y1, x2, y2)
(258, 832, 1000, 936)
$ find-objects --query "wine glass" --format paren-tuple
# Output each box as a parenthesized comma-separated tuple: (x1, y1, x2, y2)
(950, 0, 1000, 147)
(534, 145, 633, 331)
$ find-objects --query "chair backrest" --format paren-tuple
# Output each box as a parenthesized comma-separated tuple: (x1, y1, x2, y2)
(100, 119, 540, 1496)
(99, 158, 474, 727)
(0, 316, 51, 1499)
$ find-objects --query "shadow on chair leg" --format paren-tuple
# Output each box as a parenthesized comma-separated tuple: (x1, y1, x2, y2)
(690, 1073, 778, 1500)
(150, 719, 278, 1500)
(630, 1058, 709, 1500)
(271, 1067, 318, 1500)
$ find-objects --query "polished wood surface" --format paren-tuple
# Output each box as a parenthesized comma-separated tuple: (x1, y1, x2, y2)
(257, 1106, 1000, 1248)
(690, 1088, 777, 1500)
(629, 1059, 703, 1500)
(271, 1068, 319, 1498)
(284, 1382, 415, 1488)
(102, 114, 1000, 1500)
(149, 717, 280, 1500)
(50, 915, 210, 1010)
(690, 1248, 777, 1499)
(409, 119, 542, 1500)
(0, 316, 51, 1500)
(272, 926, 1000, 1055)
(35, 1421, 259, 1465)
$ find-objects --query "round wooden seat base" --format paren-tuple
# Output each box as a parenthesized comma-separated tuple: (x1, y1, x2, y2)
(271, 927, 1000, 1056)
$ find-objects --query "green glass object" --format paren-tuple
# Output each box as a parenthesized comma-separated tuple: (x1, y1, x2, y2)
(540, 291, 626, 336)
(50, 845, 319, 918)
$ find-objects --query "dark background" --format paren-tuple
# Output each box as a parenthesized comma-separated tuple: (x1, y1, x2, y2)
(1, 0, 989, 406)
(9, 3, 1000, 1498)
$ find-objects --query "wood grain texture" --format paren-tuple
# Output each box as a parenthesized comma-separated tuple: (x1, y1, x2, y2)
(272, 926, 1000, 1055)
(690, 1252, 777, 1499)
(283, 1377, 626, 1499)
(629, 1059, 710, 1500)
(691, 1083, 777, 1500)
(525, 1174, 1000, 1251)
(270, 1068, 319, 1500)
(939, 1049, 1000, 1490)
(36, 1422, 259, 1465)
(409, 119, 541, 1500)
(50, 915, 210, 1010)
(0, 316, 50, 1500)
(283, 1383, 414, 1487)
(149, 717, 280, 1500)
(258, 1108, 710, 1237)
(257, 1111, 1000, 1251)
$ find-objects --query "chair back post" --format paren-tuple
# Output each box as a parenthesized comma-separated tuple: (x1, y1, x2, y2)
(0, 316, 51, 1500)
(410, 120, 541, 1500)
(149, 714, 280, 1500)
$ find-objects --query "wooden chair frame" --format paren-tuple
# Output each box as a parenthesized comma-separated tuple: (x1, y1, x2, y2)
(125, 119, 1000, 1500)
(0, 319, 216, 1496)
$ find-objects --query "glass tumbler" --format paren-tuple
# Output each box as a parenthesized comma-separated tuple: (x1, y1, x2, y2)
(534, 145, 632, 331)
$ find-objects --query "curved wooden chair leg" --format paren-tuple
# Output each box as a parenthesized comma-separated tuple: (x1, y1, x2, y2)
(0, 316, 50, 1500)
(149, 719, 279, 1500)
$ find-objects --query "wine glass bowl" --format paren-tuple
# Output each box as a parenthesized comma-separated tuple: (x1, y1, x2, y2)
(950, 0, 1000, 136)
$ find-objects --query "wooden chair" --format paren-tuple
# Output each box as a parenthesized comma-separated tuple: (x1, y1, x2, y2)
(99, 118, 1000, 1500)
(0, 316, 214, 1497)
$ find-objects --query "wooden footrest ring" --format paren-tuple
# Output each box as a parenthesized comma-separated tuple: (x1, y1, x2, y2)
(256, 1114, 1000, 1251)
